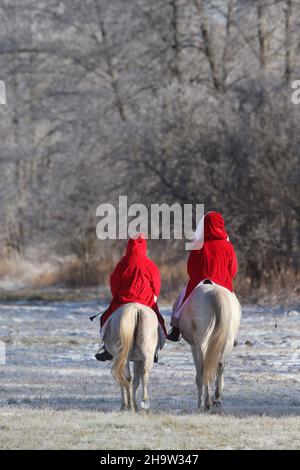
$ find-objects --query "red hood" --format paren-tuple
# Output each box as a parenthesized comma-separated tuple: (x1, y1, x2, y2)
(125, 235, 147, 257)
(204, 212, 228, 241)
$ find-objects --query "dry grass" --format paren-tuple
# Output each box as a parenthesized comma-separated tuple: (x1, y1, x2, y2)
(0, 259, 55, 290)
(35, 258, 111, 288)
(0, 407, 299, 450)
(0, 256, 298, 304)
(0, 257, 112, 290)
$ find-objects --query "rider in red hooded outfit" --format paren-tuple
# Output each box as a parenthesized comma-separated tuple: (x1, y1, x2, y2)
(167, 211, 238, 341)
(96, 235, 166, 361)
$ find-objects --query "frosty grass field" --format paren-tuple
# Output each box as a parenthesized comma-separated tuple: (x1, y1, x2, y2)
(0, 299, 299, 450)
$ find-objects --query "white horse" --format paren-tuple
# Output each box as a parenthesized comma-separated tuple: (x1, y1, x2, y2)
(178, 283, 241, 411)
(103, 302, 163, 411)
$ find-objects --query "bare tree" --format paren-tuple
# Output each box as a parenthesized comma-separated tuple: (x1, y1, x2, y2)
(0, 0, 299, 293)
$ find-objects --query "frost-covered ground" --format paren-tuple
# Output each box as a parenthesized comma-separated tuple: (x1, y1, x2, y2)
(0, 300, 299, 449)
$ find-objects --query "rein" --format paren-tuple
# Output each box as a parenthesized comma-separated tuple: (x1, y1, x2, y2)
(237, 292, 278, 329)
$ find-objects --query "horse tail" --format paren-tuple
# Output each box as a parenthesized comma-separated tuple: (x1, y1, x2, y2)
(203, 287, 231, 385)
(112, 305, 138, 387)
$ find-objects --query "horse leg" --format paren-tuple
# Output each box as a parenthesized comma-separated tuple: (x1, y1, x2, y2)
(120, 386, 128, 411)
(191, 345, 204, 411)
(140, 358, 152, 411)
(124, 361, 134, 411)
(133, 361, 142, 411)
(120, 362, 133, 411)
(204, 384, 212, 411)
(213, 361, 224, 408)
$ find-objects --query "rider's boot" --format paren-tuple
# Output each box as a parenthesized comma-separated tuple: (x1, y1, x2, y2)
(167, 327, 180, 342)
(95, 346, 113, 362)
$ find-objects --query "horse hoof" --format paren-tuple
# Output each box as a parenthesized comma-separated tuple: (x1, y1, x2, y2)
(121, 407, 136, 413)
(213, 400, 222, 408)
(212, 401, 224, 415)
(204, 402, 212, 411)
(141, 399, 150, 410)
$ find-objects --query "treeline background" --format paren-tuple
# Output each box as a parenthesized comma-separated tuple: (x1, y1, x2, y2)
(0, 0, 299, 301)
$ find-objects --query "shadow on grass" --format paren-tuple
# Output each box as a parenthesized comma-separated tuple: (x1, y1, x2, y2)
(2, 393, 300, 418)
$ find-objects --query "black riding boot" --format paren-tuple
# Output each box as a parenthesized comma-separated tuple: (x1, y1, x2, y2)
(95, 346, 113, 362)
(167, 327, 180, 342)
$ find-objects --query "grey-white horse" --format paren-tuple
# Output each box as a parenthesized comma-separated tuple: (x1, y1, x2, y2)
(178, 283, 241, 411)
(103, 302, 164, 411)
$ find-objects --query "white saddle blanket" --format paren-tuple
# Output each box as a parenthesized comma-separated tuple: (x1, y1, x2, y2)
(173, 279, 216, 319)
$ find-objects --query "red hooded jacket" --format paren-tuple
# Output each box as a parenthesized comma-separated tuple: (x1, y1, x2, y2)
(184, 212, 238, 300)
(100, 236, 166, 334)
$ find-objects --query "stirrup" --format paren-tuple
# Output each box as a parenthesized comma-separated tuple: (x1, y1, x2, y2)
(95, 346, 113, 362)
(167, 327, 181, 342)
